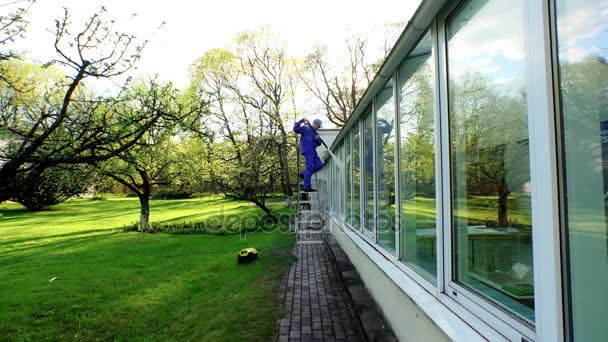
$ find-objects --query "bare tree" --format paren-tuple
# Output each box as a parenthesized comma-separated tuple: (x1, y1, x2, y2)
(232, 27, 298, 205)
(0, 0, 34, 90)
(297, 34, 377, 127)
(382, 22, 406, 58)
(0, 8, 172, 203)
(0, 0, 34, 61)
(99, 80, 207, 231)
(190, 47, 283, 213)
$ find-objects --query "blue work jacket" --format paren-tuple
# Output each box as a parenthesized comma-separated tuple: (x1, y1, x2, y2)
(293, 120, 321, 155)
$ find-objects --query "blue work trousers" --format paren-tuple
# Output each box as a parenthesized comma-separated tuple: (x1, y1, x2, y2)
(302, 152, 324, 189)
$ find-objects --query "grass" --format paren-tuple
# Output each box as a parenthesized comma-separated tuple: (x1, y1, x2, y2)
(400, 194, 532, 229)
(0, 196, 295, 341)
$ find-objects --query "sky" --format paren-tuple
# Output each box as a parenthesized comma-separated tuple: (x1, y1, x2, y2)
(7, 0, 422, 90)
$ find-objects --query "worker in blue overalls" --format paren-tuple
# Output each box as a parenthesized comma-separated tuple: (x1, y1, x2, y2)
(293, 118, 323, 192)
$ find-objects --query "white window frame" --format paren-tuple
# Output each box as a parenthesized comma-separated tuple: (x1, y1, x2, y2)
(392, 23, 443, 294)
(437, 1, 537, 338)
(323, 0, 565, 340)
(355, 120, 364, 232)
(530, 0, 565, 340)
(374, 77, 396, 255)
(362, 107, 376, 240)
(437, 0, 565, 340)
(394, 67, 402, 262)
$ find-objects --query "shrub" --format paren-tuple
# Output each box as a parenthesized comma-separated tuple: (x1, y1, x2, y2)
(152, 190, 192, 200)
(12, 166, 90, 211)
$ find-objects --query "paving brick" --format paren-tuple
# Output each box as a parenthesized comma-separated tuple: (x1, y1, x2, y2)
(277, 242, 366, 342)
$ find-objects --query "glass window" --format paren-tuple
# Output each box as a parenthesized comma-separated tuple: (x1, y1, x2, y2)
(376, 78, 397, 253)
(556, 0, 608, 340)
(330, 159, 334, 209)
(446, 0, 534, 322)
(345, 132, 352, 223)
(363, 109, 375, 235)
(398, 30, 437, 282)
(353, 127, 362, 229)
(339, 143, 345, 216)
(335, 144, 340, 214)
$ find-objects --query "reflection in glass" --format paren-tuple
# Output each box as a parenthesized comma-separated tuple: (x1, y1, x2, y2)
(345, 132, 352, 223)
(447, 0, 534, 322)
(398, 30, 437, 282)
(338, 143, 344, 215)
(556, 0, 608, 339)
(353, 127, 362, 229)
(363, 109, 375, 234)
(376, 78, 396, 253)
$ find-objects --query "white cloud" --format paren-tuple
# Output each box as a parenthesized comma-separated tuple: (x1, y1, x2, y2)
(558, 6, 606, 43)
(556, 1, 607, 62)
(494, 76, 516, 85)
(448, 0, 526, 61)
(560, 46, 591, 63)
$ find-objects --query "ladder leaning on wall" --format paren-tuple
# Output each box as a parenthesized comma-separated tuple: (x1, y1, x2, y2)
(295, 149, 323, 243)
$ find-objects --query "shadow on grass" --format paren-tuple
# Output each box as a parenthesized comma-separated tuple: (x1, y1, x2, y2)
(0, 228, 116, 247)
(0, 229, 295, 341)
(0, 229, 122, 261)
(0, 197, 247, 231)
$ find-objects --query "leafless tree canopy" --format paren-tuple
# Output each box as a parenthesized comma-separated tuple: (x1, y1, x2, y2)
(297, 35, 378, 127)
(0, 8, 180, 203)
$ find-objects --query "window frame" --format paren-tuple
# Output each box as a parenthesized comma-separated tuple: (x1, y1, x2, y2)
(438, 0, 536, 338)
(374, 76, 397, 254)
(362, 106, 377, 240)
(354, 120, 363, 231)
(323, 0, 565, 339)
(437, 0, 564, 339)
(548, 0, 590, 340)
(394, 25, 442, 288)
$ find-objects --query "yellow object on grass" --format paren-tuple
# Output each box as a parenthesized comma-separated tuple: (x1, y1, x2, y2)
(237, 247, 258, 263)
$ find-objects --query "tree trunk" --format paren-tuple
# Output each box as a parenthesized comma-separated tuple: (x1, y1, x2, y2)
(277, 141, 293, 202)
(138, 194, 150, 231)
(252, 198, 272, 214)
(496, 185, 511, 227)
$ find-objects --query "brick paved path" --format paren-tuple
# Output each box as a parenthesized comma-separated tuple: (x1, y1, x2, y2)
(277, 241, 366, 341)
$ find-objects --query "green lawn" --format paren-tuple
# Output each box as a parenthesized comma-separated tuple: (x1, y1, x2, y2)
(400, 195, 532, 228)
(0, 196, 295, 341)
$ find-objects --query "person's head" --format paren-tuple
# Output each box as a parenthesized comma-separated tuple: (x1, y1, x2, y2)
(312, 118, 322, 130)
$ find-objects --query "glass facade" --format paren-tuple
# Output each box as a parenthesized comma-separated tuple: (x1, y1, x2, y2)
(556, 0, 608, 340)
(376, 78, 396, 253)
(398, 30, 437, 282)
(319, 0, 606, 338)
(446, 0, 534, 322)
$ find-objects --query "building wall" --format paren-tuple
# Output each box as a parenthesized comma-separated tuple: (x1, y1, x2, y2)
(329, 218, 451, 342)
(318, 0, 608, 340)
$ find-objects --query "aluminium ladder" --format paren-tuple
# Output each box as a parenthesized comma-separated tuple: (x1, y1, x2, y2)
(295, 151, 324, 243)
